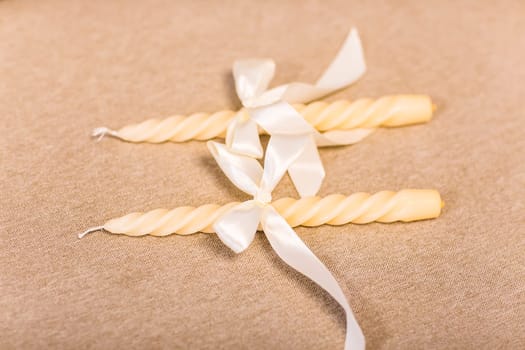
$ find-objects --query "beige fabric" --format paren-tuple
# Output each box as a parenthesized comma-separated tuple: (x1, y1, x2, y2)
(1, 0, 524, 349)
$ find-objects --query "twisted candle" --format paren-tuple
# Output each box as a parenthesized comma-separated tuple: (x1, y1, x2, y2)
(93, 95, 434, 143)
(79, 189, 443, 238)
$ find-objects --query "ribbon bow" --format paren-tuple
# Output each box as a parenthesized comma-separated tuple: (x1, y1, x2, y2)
(208, 137, 365, 350)
(227, 28, 372, 197)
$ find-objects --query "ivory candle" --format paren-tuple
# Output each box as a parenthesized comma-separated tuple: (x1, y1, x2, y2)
(79, 189, 443, 238)
(93, 95, 435, 143)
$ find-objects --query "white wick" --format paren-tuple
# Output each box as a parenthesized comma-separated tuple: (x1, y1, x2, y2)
(92, 127, 119, 141)
(78, 226, 104, 239)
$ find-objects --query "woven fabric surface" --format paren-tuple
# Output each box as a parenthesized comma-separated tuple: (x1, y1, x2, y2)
(1, 0, 524, 349)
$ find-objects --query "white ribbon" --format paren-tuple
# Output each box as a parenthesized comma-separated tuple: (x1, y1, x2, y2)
(208, 139, 365, 350)
(227, 28, 373, 197)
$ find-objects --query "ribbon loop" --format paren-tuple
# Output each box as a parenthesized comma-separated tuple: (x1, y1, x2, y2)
(207, 141, 262, 196)
(233, 59, 276, 104)
(214, 201, 261, 254)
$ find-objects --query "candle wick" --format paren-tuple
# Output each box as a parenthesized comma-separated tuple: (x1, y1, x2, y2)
(78, 226, 104, 239)
(92, 127, 119, 141)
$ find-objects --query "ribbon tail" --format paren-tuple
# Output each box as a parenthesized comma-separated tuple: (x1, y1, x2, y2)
(213, 201, 262, 253)
(314, 128, 375, 147)
(315, 28, 366, 90)
(261, 207, 365, 350)
(226, 116, 264, 158)
(260, 134, 310, 193)
(261, 28, 366, 105)
(287, 136, 325, 197)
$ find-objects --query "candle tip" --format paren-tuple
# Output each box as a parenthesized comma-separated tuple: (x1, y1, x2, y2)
(78, 226, 104, 239)
(92, 127, 119, 141)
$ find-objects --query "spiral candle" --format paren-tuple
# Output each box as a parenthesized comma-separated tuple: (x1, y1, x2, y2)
(79, 189, 443, 238)
(93, 95, 434, 143)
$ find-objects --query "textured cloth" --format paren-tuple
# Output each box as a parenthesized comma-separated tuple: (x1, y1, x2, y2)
(1, 0, 524, 349)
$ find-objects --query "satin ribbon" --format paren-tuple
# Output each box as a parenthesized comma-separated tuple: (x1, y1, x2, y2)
(207, 139, 365, 350)
(227, 28, 373, 197)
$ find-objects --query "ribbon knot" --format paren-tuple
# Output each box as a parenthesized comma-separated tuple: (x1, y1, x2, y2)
(207, 137, 365, 350)
(227, 28, 371, 197)
(254, 189, 272, 206)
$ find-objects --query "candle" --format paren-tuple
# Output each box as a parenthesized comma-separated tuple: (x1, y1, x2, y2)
(79, 189, 443, 238)
(93, 95, 435, 143)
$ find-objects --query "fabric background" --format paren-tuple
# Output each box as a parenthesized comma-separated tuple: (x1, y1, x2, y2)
(1, 0, 524, 349)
